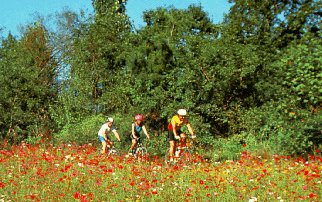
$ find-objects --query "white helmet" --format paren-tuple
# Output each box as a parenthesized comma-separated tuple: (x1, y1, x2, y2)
(107, 117, 114, 123)
(177, 109, 187, 116)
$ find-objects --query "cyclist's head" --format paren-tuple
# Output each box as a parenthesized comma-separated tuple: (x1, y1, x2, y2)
(177, 109, 187, 116)
(177, 109, 187, 120)
(135, 114, 143, 121)
(107, 117, 114, 127)
(107, 117, 114, 123)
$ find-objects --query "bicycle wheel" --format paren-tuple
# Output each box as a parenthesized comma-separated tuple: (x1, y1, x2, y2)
(97, 147, 108, 156)
(164, 148, 180, 165)
(178, 148, 192, 166)
(108, 147, 118, 156)
(164, 148, 171, 166)
(135, 147, 149, 161)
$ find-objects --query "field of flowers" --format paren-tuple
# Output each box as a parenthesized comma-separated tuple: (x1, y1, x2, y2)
(0, 142, 321, 201)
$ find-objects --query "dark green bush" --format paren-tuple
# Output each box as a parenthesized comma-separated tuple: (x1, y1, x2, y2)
(237, 101, 322, 155)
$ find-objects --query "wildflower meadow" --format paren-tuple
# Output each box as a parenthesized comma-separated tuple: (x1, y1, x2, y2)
(0, 142, 321, 201)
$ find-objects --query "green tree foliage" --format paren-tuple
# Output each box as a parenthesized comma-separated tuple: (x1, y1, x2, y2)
(47, 1, 132, 141)
(48, 10, 95, 129)
(223, 0, 322, 154)
(1, 1, 321, 156)
(0, 24, 58, 143)
(123, 6, 219, 134)
(277, 36, 322, 110)
(226, 0, 321, 47)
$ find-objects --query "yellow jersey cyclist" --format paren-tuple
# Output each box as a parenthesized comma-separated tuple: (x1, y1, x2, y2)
(168, 109, 196, 162)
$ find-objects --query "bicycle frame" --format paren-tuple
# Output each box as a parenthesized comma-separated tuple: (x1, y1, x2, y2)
(98, 140, 119, 156)
(132, 137, 149, 161)
(164, 137, 194, 166)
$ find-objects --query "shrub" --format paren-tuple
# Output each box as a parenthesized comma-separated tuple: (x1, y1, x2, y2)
(237, 101, 322, 156)
(211, 134, 245, 161)
(54, 114, 106, 145)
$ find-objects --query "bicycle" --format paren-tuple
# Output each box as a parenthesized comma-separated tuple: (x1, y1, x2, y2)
(164, 136, 196, 166)
(128, 137, 149, 161)
(98, 141, 119, 156)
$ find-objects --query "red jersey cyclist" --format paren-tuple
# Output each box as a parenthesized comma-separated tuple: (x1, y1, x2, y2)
(168, 109, 196, 162)
(129, 114, 150, 155)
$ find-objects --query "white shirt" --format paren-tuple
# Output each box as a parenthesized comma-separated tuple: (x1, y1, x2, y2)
(98, 123, 116, 137)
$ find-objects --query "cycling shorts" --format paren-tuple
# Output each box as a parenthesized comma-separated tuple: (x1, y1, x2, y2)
(168, 129, 181, 141)
(98, 136, 110, 142)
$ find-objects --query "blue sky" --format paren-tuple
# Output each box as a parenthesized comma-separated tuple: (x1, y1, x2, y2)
(0, 0, 232, 37)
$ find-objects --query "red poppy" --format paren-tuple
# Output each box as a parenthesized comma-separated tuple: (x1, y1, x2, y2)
(0, 181, 5, 188)
(74, 192, 80, 199)
(30, 195, 36, 200)
(309, 193, 315, 198)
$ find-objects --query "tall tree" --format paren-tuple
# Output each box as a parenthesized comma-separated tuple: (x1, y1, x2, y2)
(120, 5, 219, 134)
(0, 24, 58, 143)
(49, 9, 95, 129)
(57, 0, 131, 120)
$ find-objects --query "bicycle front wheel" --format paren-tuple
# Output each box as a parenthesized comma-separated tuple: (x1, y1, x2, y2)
(108, 148, 119, 156)
(178, 148, 192, 166)
(135, 147, 149, 161)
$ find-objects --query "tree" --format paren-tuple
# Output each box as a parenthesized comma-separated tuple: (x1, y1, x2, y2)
(225, 0, 321, 47)
(0, 24, 58, 143)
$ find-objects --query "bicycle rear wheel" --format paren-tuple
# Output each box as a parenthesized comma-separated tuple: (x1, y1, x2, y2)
(164, 149, 171, 166)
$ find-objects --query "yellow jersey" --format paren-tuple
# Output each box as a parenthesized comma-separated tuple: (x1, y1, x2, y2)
(168, 115, 189, 130)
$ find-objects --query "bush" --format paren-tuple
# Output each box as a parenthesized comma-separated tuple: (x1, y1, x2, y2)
(211, 134, 245, 161)
(237, 100, 322, 156)
(54, 114, 106, 145)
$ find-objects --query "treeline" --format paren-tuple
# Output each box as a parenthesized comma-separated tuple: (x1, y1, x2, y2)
(0, 0, 321, 156)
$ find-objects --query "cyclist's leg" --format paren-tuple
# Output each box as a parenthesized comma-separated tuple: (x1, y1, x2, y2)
(168, 130, 176, 161)
(98, 136, 107, 154)
(105, 139, 113, 152)
(129, 137, 137, 155)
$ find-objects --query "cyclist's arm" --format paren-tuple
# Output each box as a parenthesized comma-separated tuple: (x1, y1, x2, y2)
(142, 125, 150, 139)
(103, 132, 108, 141)
(131, 123, 138, 139)
(113, 130, 121, 141)
(187, 123, 195, 137)
(172, 123, 180, 139)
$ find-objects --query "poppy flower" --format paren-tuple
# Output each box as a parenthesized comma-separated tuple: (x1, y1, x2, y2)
(74, 192, 80, 199)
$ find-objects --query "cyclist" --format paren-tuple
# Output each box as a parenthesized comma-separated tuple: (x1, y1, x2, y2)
(98, 117, 121, 154)
(168, 109, 196, 162)
(129, 114, 150, 155)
